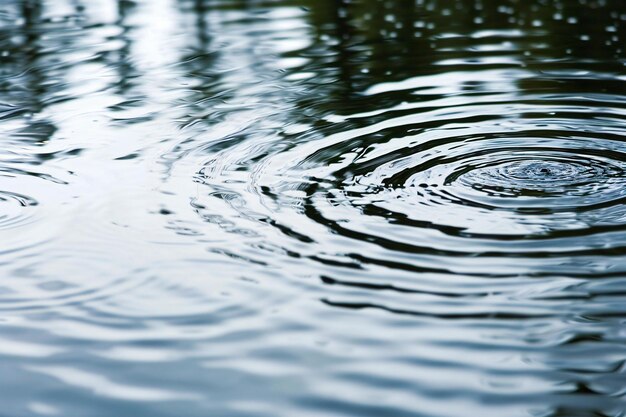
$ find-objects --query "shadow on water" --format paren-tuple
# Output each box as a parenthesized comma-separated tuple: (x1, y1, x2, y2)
(0, 1, 625, 417)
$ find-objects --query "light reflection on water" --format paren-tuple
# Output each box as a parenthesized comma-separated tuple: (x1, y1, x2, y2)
(0, 0, 625, 416)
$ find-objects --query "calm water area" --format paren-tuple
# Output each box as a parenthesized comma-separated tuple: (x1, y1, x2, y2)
(1, 0, 625, 416)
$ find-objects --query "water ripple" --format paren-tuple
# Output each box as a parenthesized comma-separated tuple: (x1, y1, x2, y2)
(1, 1, 625, 417)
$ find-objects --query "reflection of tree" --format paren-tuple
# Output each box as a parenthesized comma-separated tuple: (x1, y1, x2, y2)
(10, 0, 44, 113)
(0, 0, 56, 145)
(178, 0, 219, 94)
(173, 0, 240, 129)
(292, 0, 624, 121)
(112, 0, 138, 95)
(192, 0, 210, 50)
(21, 0, 42, 45)
(298, 0, 432, 116)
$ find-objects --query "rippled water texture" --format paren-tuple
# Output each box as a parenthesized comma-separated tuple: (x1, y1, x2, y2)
(1, 0, 626, 416)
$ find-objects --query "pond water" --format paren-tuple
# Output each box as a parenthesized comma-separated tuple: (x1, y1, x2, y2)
(1, 0, 625, 416)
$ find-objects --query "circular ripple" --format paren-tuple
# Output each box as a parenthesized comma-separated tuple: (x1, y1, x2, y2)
(0, 189, 38, 229)
(455, 153, 625, 210)
(308, 132, 626, 257)
(197, 88, 626, 277)
(350, 135, 626, 220)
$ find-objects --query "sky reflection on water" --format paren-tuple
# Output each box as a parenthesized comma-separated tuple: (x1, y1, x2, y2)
(0, 0, 625, 416)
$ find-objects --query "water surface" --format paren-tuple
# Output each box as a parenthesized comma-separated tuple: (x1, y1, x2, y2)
(1, 0, 626, 416)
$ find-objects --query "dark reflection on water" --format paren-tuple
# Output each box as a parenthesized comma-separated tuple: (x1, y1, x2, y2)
(1, 0, 625, 416)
